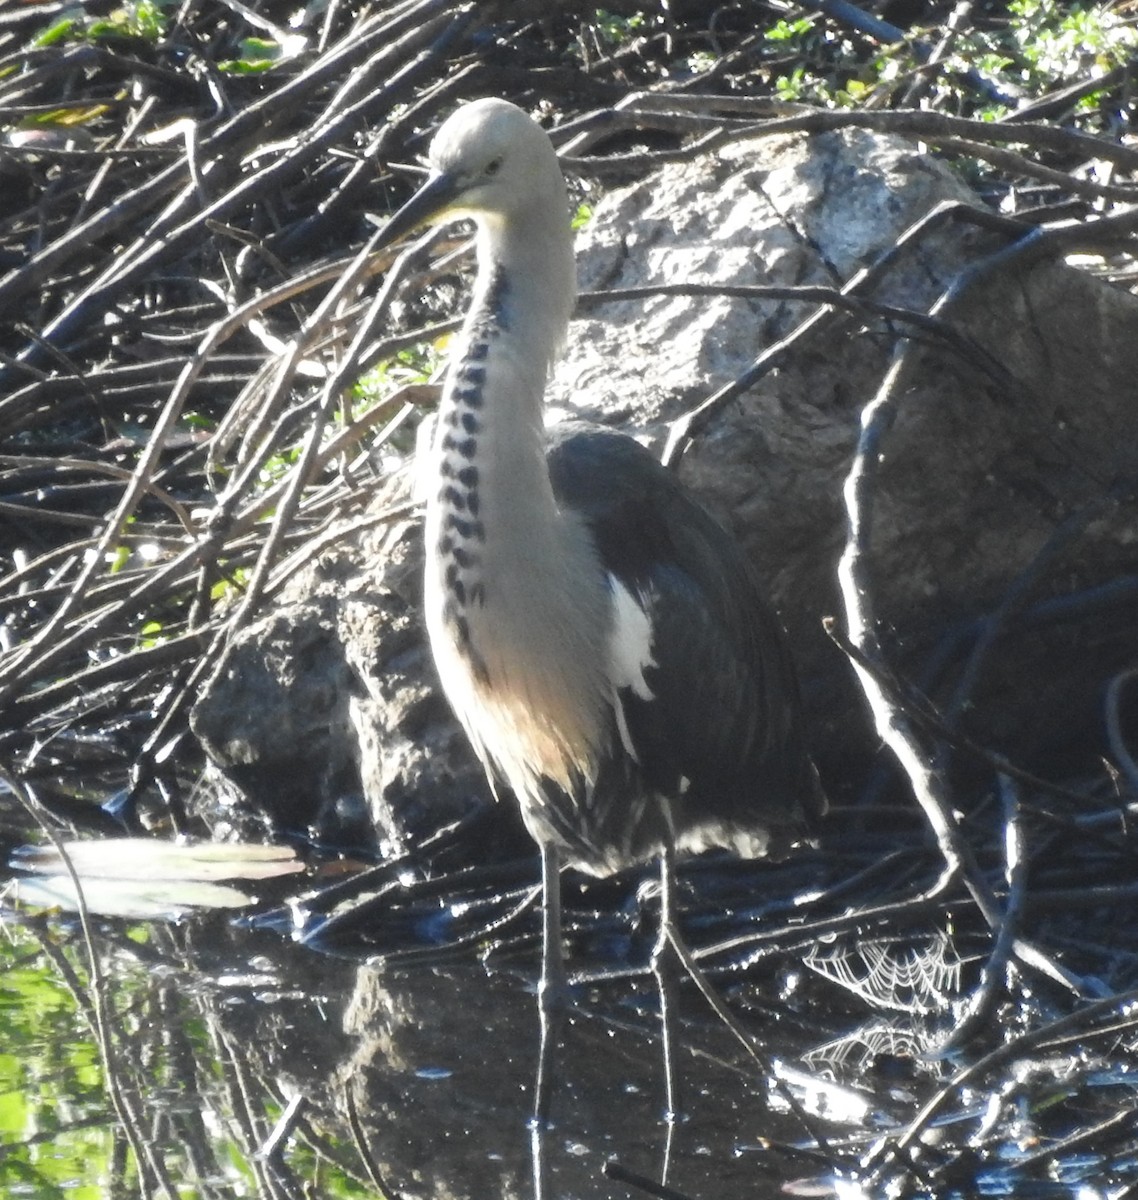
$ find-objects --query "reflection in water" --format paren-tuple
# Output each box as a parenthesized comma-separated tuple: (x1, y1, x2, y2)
(0, 903, 842, 1198)
(224, 939, 814, 1198)
(4, 871, 1138, 1198)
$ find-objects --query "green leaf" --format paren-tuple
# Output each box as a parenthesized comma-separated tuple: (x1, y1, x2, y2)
(765, 17, 813, 43)
(32, 17, 77, 47)
(218, 33, 306, 73)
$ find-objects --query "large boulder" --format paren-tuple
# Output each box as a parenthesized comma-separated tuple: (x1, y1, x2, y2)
(190, 125, 1138, 850)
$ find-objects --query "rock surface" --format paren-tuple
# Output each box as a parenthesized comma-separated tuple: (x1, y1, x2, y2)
(190, 126, 1138, 851)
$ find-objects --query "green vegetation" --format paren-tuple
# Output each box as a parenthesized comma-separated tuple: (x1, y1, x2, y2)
(209, 564, 251, 605)
(0, 926, 123, 1197)
(219, 35, 307, 74)
(351, 342, 439, 413)
(0, 921, 378, 1197)
(758, 0, 1135, 119)
(1009, 0, 1137, 80)
(765, 16, 814, 43)
(33, 1, 170, 47)
(590, 7, 648, 51)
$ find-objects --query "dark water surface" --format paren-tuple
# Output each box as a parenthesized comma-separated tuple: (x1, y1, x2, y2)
(3, 794, 1137, 1199)
(0, 913, 814, 1198)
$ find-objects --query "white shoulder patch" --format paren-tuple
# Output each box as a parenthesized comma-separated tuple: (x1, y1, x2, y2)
(607, 575, 656, 702)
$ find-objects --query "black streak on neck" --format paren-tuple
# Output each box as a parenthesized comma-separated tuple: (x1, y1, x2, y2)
(432, 262, 510, 686)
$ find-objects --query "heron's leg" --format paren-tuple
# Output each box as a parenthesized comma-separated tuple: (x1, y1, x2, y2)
(534, 842, 566, 1124)
(651, 839, 684, 1126)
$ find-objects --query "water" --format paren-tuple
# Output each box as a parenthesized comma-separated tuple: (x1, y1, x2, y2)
(0, 911, 826, 1198)
(3, 807, 1138, 1198)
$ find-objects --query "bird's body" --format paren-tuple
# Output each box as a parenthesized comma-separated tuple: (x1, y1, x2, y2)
(374, 97, 822, 1121)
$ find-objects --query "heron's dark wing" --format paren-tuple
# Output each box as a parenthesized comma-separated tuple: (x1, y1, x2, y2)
(547, 424, 822, 833)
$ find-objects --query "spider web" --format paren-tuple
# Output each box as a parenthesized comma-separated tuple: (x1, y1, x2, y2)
(803, 929, 964, 1015)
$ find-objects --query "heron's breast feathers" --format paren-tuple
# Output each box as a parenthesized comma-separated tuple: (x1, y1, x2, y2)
(426, 554, 653, 813)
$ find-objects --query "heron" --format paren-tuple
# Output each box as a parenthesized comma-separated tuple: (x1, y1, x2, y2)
(373, 97, 824, 1122)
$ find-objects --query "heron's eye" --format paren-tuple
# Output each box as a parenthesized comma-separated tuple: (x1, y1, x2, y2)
(485, 158, 502, 177)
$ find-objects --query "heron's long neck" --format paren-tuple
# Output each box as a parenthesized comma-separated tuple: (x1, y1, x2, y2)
(457, 211, 575, 448)
(424, 204, 611, 793)
(428, 210, 577, 622)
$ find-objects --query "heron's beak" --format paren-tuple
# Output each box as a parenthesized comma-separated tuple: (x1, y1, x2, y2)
(374, 171, 463, 250)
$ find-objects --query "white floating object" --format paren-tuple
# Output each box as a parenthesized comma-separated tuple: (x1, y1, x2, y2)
(9, 874, 254, 921)
(11, 838, 305, 883)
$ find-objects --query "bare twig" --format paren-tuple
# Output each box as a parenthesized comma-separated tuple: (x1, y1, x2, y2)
(1106, 666, 1138, 795)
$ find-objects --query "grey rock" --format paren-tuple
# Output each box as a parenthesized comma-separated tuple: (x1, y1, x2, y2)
(190, 126, 1138, 848)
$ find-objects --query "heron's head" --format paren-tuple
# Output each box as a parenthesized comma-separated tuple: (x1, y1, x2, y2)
(375, 99, 566, 246)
